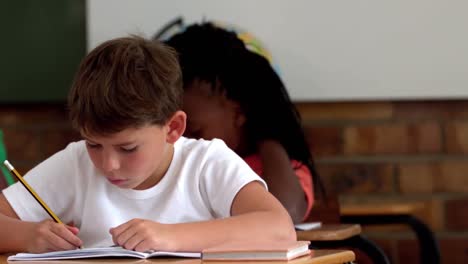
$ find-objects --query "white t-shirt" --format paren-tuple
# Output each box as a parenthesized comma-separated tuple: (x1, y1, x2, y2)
(2, 137, 265, 248)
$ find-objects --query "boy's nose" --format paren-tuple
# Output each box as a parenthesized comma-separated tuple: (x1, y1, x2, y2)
(102, 152, 120, 172)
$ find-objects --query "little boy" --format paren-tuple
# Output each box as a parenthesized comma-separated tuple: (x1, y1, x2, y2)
(0, 36, 295, 253)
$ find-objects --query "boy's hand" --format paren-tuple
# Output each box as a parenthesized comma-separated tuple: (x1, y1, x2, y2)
(25, 220, 82, 253)
(110, 219, 172, 252)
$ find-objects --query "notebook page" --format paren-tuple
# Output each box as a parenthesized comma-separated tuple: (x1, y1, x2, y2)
(8, 247, 200, 261)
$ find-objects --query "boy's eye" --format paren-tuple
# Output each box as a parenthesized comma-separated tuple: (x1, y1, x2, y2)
(86, 142, 101, 149)
(121, 146, 138, 153)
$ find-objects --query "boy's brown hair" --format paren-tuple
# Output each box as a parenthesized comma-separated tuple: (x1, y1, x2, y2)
(68, 36, 182, 136)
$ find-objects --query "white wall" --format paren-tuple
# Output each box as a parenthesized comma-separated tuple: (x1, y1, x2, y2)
(87, 0, 468, 101)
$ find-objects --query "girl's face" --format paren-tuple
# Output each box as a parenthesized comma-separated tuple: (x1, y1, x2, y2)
(82, 124, 174, 190)
(183, 79, 246, 153)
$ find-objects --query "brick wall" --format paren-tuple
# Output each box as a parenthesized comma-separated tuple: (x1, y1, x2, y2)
(1, 101, 468, 263)
(0, 104, 80, 185)
(297, 100, 468, 264)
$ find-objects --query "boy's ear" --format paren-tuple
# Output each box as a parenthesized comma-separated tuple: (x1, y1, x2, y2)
(165, 110, 186, 144)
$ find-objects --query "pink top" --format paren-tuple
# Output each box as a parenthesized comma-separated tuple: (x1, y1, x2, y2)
(243, 154, 314, 221)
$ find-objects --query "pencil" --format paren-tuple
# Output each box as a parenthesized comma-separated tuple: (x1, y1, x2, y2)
(3, 160, 63, 223)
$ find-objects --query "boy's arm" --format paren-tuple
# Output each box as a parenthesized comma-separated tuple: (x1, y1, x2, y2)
(0, 193, 29, 252)
(111, 181, 296, 252)
(0, 193, 82, 253)
(257, 140, 308, 223)
(0, 193, 19, 218)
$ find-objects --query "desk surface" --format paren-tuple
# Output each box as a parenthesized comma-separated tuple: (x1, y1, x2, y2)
(0, 250, 355, 264)
(297, 224, 362, 241)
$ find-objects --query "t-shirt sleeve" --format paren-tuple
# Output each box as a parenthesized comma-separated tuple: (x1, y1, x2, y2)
(2, 142, 81, 223)
(198, 140, 267, 218)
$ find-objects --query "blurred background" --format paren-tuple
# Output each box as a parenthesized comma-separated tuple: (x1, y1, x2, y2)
(1, 1, 468, 263)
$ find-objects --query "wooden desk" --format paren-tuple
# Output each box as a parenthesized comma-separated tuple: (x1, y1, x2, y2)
(297, 224, 361, 241)
(340, 202, 440, 264)
(297, 224, 389, 264)
(0, 250, 355, 264)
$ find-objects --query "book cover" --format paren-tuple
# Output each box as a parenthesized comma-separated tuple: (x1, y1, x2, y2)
(202, 240, 311, 261)
(8, 246, 200, 261)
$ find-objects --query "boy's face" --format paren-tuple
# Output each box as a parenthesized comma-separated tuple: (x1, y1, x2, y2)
(82, 124, 173, 190)
(183, 79, 245, 154)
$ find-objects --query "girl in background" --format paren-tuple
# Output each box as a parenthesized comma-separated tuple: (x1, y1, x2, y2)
(166, 23, 323, 223)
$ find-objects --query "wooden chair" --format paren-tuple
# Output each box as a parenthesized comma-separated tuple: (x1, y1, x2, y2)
(299, 196, 390, 264)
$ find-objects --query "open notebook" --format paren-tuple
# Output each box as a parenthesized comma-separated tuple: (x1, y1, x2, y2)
(8, 246, 200, 261)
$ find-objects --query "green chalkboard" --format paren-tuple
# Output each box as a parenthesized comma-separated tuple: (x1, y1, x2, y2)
(0, 0, 86, 103)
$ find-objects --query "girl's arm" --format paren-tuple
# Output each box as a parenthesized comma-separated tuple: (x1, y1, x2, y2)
(110, 181, 296, 252)
(257, 140, 308, 223)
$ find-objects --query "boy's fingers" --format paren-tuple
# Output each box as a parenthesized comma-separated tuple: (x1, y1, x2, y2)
(109, 227, 121, 245)
(46, 231, 79, 251)
(134, 239, 152, 253)
(66, 225, 80, 235)
(110, 219, 143, 245)
(109, 220, 132, 240)
(122, 233, 143, 251)
(111, 225, 138, 246)
(66, 222, 79, 235)
(110, 220, 130, 235)
(51, 224, 83, 248)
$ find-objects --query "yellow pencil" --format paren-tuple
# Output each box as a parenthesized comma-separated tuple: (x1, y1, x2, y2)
(3, 160, 63, 223)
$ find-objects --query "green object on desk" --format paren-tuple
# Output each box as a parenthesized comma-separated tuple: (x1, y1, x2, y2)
(0, 130, 15, 186)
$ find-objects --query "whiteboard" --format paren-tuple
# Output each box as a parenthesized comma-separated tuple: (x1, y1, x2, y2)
(87, 0, 468, 101)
